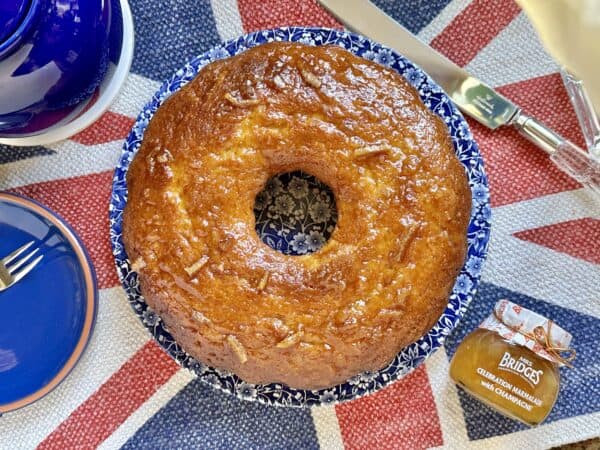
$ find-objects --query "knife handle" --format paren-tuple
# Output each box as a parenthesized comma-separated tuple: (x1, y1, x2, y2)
(513, 113, 600, 199)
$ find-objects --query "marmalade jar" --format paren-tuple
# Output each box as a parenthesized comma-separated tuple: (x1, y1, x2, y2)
(449, 300, 575, 426)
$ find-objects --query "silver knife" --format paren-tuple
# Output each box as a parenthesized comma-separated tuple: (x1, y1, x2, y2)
(318, 0, 600, 198)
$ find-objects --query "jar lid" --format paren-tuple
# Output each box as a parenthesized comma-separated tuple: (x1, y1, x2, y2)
(480, 299, 574, 366)
(0, 0, 31, 44)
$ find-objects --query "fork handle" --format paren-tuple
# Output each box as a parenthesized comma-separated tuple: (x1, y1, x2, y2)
(513, 113, 600, 200)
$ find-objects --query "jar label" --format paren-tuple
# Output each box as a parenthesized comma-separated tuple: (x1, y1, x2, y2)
(498, 351, 544, 386)
(476, 365, 544, 412)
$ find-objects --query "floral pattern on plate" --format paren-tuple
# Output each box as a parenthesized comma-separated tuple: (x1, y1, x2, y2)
(109, 27, 492, 407)
(254, 171, 337, 255)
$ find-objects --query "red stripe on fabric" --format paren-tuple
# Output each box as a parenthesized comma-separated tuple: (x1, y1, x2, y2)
(472, 73, 582, 206)
(335, 366, 443, 450)
(237, 0, 342, 32)
(430, 0, 521, 66)
(71, 111, 135, 146)
(37, 341, 179, 450)
(514, 218, 600, 264)
(12, 171, 119, 289)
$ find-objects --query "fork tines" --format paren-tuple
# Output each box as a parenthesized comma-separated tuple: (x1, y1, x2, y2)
(0, 241, 44, 290)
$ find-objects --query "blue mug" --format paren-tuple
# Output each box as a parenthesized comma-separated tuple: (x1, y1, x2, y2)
(0, 0, 123, 137)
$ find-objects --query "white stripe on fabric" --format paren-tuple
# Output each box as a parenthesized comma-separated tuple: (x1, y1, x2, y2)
(471, 411, 600, 449)
(485, 235, 600, 318)
(210, 0, 245, 43)
(310, 406, 345, 450)
(484, 189, 600, 318)
(0, 287, 149, 449)
(97, 369, 195, 450)
(417, 0, 474, 43)
(0, 140, 121, 190)
(491, 188, 600, 235)
(108, 72, 161, 119)
(466, 12, 559, 88)
(425, 347, 470, 450)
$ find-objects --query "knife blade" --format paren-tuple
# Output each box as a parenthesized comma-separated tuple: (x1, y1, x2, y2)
(318, 0, 600, 198)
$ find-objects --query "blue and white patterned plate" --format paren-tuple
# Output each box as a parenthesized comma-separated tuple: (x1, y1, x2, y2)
(109, 27, 491, 407)
(254, 171, 338, 255)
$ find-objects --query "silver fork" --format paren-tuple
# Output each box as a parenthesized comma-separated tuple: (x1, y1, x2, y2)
(0, 241, 44, 292)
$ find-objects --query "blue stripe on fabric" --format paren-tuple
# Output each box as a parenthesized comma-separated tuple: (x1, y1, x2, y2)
(128, 0, 222, 81)
(122, 378, 320, 449)
(0, 145, 55, 164)
(371, 0, 454, 34)
(444, 282, 600, 440)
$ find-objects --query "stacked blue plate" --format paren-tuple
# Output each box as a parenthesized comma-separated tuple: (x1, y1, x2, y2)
(0, 193, 97, 413)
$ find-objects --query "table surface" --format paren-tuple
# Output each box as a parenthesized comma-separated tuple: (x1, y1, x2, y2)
(0, 1, 598, 449)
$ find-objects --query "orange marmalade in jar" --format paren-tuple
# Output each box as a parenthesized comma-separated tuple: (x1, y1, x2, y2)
(449, 300, 575, 426)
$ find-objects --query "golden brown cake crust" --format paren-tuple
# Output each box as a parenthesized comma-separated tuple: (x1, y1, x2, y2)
(122, 42, 471, 389)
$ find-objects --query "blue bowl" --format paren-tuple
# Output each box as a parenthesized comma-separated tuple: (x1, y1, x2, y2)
(0, 0, 123, 137)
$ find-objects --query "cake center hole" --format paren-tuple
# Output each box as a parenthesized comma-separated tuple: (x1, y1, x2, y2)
(254, 171, 338, 255)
